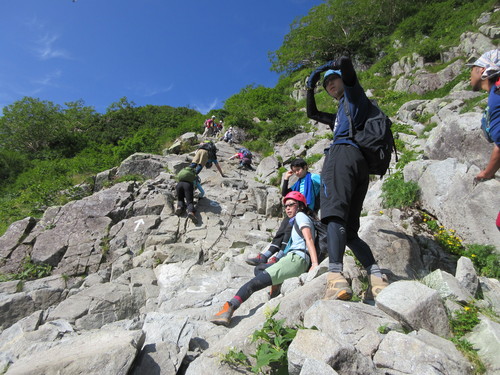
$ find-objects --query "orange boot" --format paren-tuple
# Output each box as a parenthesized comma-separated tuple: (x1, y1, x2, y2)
(210, 302, 235, 326)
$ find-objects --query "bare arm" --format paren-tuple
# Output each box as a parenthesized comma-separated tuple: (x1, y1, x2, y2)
(215, 162, 225, 177)
(476, 144, 500, 180)
(301, 226, 319, 271)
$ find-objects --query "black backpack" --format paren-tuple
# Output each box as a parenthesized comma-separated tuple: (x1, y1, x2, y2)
(293, 219, 328, 264)
(343, 99, 397, 176)
(199, 141, 217, 159)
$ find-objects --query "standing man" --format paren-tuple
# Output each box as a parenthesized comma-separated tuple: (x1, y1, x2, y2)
(306, 56, 388, 301)
(468, 49, 500, 182)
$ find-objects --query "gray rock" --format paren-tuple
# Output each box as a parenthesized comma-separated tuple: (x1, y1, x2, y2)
(116, 153, 169, 179)
(5, 327, 144, 375)
(479, 277, 500, 315)
(276, 133, 312, 163)
(373, 330, 472, 375)
(423, 269, 474, 303)
(357, 215, 424, 279)
(288, 329, 379, 375)
(376, 281, 451, 337)
(299, 358, 339, 375)
(303, 300, 403, 357)
(465, 316, 500, 374)
(455, 256, 479, 297)
(255, 155, 279, 184)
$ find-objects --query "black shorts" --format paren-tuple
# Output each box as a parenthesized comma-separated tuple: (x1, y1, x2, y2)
(320, 144, 369, 237)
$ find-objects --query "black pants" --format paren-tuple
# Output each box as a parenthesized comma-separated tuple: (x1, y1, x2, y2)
(235, 267, 273, 303)
(176, 181, 195, 213)
(321, 144, 375, 268)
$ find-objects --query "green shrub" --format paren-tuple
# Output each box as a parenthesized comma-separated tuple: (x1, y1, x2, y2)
(0, 256, 52, 282)
(450, 303, 480, 338)
(381, 172, 420, 208)
(463, 244, 499, 278)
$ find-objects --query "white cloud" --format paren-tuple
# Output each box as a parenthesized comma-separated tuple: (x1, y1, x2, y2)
(25, 17, 71, 60)
(32, 70, 62, 87)
(193, 98, 219, 114)
(35, 33, 71, 60)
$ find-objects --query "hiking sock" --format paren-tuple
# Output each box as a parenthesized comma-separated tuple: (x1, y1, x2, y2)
(329, 262, 343, 273)
(366, 264, 383, 278)
(262, 250, 273, 259)
(228, 296, 242, 310)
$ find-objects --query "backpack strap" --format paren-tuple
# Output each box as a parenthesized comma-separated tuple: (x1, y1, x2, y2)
(342, 98, 354, 139)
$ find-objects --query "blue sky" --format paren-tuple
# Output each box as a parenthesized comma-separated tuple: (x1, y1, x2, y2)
(0, 0, 323, 114)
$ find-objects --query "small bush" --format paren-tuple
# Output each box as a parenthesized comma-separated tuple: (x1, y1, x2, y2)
(0, 256, 52, 282)
(220, 304, 299, 374)
(463, 244, 499, 279)
(381, 172, 420, 208)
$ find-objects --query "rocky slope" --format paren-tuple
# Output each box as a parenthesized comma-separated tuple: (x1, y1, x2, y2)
(1, 26, 500, 375)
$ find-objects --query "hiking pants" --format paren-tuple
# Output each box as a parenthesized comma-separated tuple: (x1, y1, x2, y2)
(176, 181, 195, 213)
(321, 144, 376, 269)
(235, 268, 272, 304)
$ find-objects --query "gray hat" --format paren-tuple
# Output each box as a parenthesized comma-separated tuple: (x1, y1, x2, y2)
(466, 49, 500, 79)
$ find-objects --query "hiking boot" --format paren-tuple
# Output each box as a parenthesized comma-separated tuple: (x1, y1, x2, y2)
(174, 206, 184, 216)
(323, 272, 352, 301)
(364, 274, 389, 301)
(210, 302, 235, 326)
(267, 256, 278, 264)
(188, 211, 198, 224)
(245, 254, 267, 266)
(269, 284, 281, 299)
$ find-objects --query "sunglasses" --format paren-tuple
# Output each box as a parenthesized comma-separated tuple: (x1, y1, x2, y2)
(284, 202, 297, 208)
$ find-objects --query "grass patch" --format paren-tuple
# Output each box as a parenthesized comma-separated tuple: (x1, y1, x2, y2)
(0, 256, 52, 282)
(381, 172, 420, 209)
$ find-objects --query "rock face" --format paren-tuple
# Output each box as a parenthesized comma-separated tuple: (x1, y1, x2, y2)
(1, 21, 500, 375)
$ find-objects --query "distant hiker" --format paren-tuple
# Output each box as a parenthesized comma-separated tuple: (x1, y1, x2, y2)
(222, 127, 234, 144)
(306, 56, 389, 302)
(210, 192, 319, 326)
(202, 115, 216, 138)
(175, 166, 202, 224)
(467, 49, 500, 183)
(215, 120, 224, 135)
(190, 140, 225, 177)
(246, 158, 320, 265)
(229, 147, 253, 170)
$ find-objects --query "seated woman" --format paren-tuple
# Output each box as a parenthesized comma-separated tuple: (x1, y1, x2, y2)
(210, 191, 319, 326)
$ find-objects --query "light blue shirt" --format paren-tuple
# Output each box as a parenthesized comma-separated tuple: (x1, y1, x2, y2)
(286, 212, 315, 262)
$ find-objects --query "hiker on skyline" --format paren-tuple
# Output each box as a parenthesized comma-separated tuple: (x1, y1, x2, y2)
(306, 56, 388, 302)
(202, 115, 216, 138)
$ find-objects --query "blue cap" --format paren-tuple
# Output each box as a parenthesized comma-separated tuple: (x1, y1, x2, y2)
(323, 70, 342, 88)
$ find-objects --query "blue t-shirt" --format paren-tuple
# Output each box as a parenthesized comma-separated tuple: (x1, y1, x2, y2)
(332, 80, 372, 148)
(486, 85, 500, 146)
(287, 212, 315, 260)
